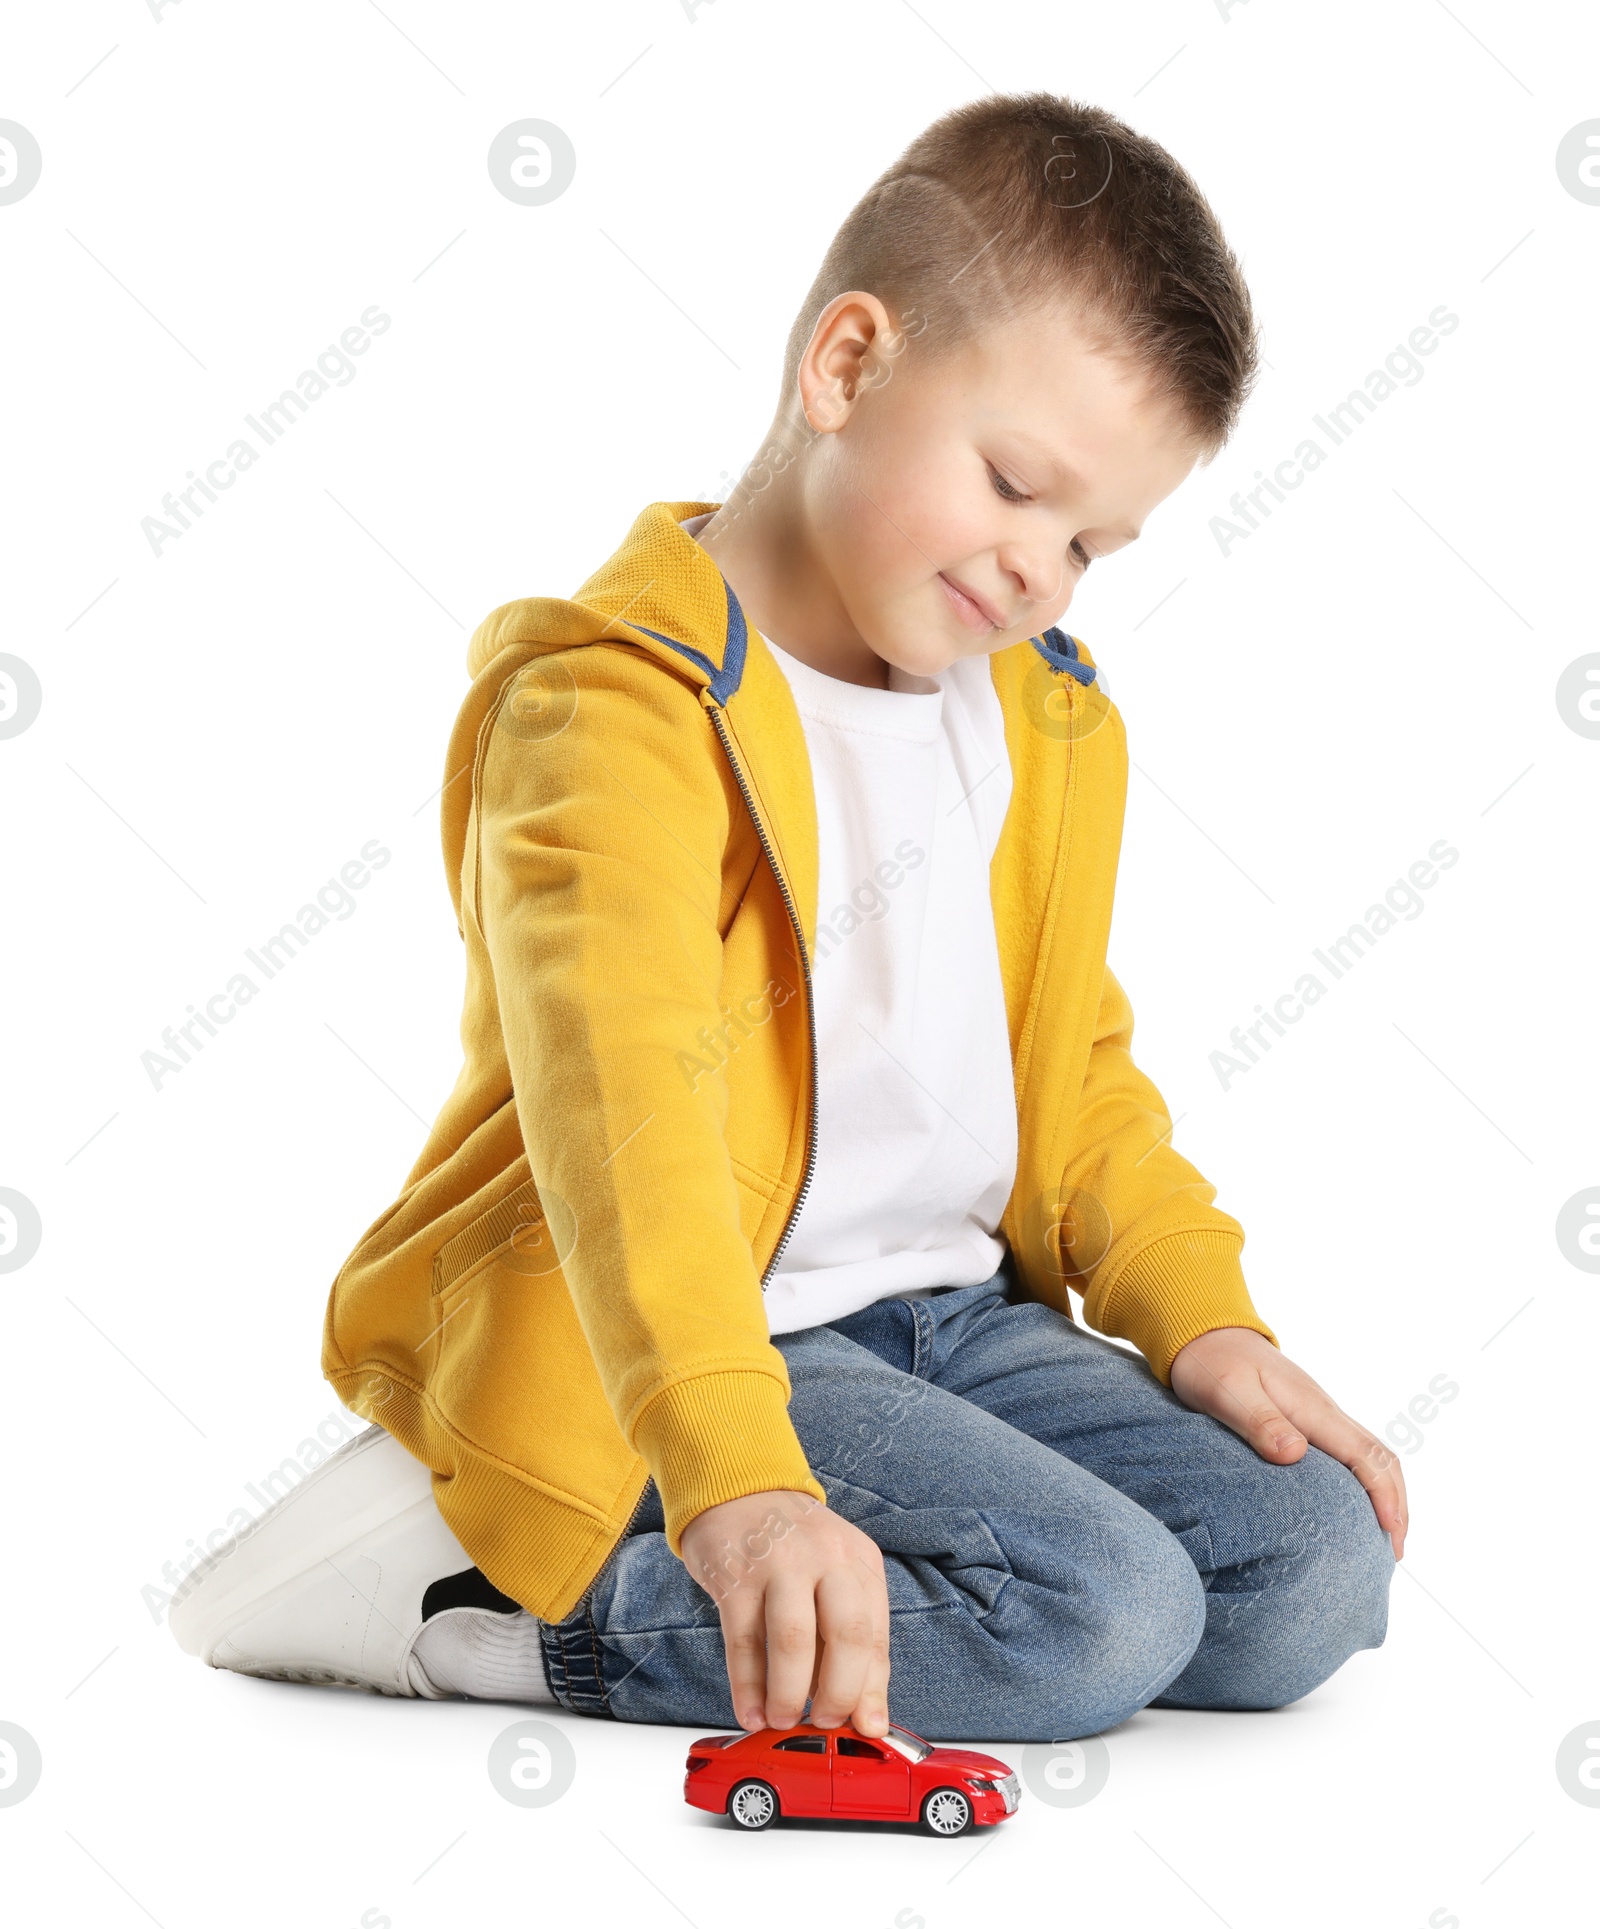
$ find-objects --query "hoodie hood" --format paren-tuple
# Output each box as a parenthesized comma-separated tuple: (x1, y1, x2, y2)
(465, 500, 746, 697)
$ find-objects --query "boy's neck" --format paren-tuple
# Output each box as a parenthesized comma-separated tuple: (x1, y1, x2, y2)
(695, 473, 892, 691)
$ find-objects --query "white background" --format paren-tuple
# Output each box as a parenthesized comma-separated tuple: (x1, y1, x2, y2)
(3, 2, 1597, 1925)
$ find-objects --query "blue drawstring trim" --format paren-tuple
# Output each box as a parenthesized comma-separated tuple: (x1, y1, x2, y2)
(631, 577, 749, 706)
(1031, 626, 1098, 686)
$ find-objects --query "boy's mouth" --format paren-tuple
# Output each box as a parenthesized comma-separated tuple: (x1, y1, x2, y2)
(938, 572, 1004, 632)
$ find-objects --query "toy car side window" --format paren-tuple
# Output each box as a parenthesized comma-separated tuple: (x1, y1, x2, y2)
(772, 1736, 827, 1753)
(835, 1738, 885, 1759)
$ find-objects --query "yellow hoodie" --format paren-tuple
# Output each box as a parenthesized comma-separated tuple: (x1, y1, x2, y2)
(321, 500, 1276, 1622)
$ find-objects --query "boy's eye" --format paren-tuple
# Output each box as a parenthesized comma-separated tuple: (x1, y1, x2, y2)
(987, 463, 1029, 503)
(989, 461, 1092, 568)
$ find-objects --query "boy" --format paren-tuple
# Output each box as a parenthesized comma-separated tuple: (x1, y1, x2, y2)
(171, 94, 1402, 1743)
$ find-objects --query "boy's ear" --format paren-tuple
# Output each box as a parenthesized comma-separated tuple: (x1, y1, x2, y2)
(798, 291, 899, 434)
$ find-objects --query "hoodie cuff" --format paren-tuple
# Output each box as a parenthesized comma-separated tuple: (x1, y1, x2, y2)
(1091, 1229, 1278, 1385)
(632, 1370, 828, 1557)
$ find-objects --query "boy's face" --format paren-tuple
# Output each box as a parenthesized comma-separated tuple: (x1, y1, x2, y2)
(797, 294, 1204, 680)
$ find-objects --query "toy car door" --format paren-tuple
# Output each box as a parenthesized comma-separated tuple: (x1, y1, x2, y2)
(832, 1734, 912, 1817)
(768, 1733, 831, 1815)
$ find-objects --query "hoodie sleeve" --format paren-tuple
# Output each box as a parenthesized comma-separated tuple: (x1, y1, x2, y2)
(473, 642, 826, 1556)
(1065, 964, 1278, 1382)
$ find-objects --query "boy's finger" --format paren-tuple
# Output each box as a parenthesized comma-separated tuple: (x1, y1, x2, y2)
(1178, 1355, 1306, 1460)
(719, 1586, 770, 1732)
(1283, 1400, 1409, 1559)
(852, 1563, 892, 1738)
(762, 1576, 821, 1731)
(1224, 1385, 1307, 1461)
(1330, 1419, 1409, 1557)
(807, 1567, 875, 1728)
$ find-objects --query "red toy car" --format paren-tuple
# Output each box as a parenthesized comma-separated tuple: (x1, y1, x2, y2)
(683, 1722, 1021, 1835)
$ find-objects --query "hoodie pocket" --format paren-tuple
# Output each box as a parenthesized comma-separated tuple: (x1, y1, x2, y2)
(432, 1176, 575, 1297)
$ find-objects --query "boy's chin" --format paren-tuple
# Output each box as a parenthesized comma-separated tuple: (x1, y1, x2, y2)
(874, 648, 949, 682)
(867, 624, 965, 682)
(876, 635, 1003, 680)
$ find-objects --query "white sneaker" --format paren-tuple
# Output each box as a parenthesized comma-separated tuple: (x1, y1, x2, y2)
(168, 1424, 528, 1698)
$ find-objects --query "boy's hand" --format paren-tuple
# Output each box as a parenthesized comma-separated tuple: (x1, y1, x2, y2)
(679, 1490, 891, 1736)
(1168, 1327, 1407, 1559)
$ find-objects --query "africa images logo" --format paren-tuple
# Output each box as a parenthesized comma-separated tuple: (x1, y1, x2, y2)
(139, 306, 392, 558)
(1210, 839, 1459, 1090)
(1210, 306, 1460, 557)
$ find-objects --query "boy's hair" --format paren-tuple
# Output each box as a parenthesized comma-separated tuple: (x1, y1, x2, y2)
(779, 92, 1259, 459)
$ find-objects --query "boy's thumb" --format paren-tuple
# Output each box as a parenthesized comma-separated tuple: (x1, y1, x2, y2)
(1244, 1401, 1306, 1461)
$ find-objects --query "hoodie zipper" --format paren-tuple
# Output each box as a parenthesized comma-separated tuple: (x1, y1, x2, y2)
(574, 1474, 655, 1623)
(705, 698, 820, 1287)
(573, 692, 821, 1621)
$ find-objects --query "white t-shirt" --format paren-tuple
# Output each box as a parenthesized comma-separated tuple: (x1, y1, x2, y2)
(678, 513, 1020, 1333)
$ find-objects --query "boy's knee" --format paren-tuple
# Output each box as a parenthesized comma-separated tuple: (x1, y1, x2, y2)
(1195, 1447, 1395, 1710)
(1032, 1518, 1206, 1738)
(1278, 1447, 1393, 1638)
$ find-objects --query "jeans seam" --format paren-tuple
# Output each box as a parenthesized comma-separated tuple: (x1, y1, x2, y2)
(539, 1604, 615, 1718)
(585, 1598, 611, 1715)
(537, 1619, 566, 1710)
(910, 1298, 934, 1379)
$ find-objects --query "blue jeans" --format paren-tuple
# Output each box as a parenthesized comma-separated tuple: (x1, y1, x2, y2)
(538, 1264, 1393, 1740)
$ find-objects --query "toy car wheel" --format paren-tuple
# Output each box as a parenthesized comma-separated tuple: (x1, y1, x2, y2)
(727, 1779, 780, 1831)
(921, 1787, 974, 1837)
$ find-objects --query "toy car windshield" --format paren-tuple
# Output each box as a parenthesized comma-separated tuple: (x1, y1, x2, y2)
(881, 1725, 932, 1762)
